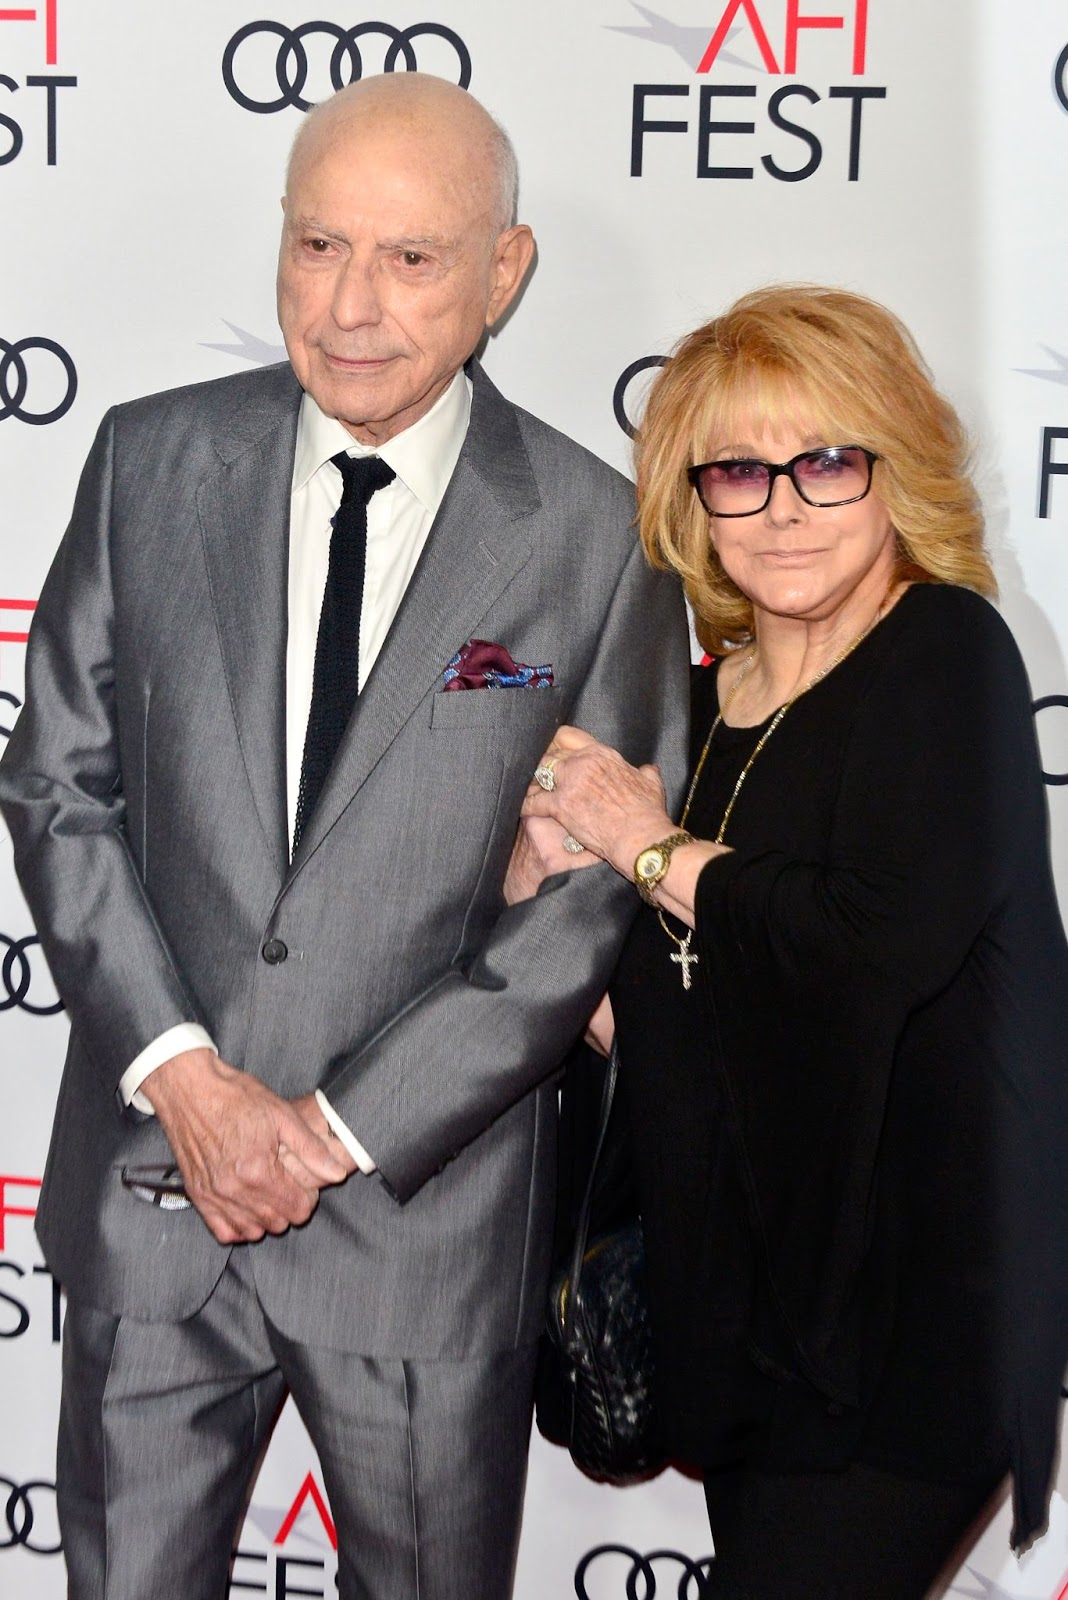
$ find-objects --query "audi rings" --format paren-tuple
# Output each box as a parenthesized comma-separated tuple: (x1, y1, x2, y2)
(222, 20, 472, 114)
(0, 338, 77, 426)
(0, 1478, 61, 1556)
(575, 1544, 714, 1600)
(0, 934, 64, 1016)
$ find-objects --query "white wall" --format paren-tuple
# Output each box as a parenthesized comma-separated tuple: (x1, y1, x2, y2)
(2, 3, 1067, 1594)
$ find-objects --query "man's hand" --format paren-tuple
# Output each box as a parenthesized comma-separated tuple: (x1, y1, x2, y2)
(503, 815, 599, 905)
(141, 1048, 352, 1244)
(290, 1091, 359, 1175)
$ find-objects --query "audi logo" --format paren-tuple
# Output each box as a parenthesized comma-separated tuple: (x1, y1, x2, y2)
(1056, 42, 1068, 114)
(0, 690, 20, 741)
(1034, 695, 1068, 786)
(613, 355, 668, 441)
(0, 1478, 60, 1556)
(0, 337, 77, 425)
(575, 1544, 713, 1599)
(1, 934, 64, 1016)
(222, 20, 472, 114)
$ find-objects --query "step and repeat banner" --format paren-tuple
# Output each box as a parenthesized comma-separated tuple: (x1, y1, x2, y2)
(2, 1, 1068, 1595)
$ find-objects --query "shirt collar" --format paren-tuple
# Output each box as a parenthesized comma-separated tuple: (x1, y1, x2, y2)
(292, 369, 472, 515)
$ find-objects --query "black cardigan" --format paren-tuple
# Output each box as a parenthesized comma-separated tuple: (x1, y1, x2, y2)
(611, 584, 1068, 1545)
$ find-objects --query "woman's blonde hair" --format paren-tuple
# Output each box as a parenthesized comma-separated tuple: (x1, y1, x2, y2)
(635, 284, 994, 651)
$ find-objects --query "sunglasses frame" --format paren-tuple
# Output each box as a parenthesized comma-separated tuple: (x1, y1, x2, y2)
(687, 446, 880, 517)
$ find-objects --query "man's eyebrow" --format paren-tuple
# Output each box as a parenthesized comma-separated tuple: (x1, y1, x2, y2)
(378, 235, 455, 252)
(289, 215, 348, 242)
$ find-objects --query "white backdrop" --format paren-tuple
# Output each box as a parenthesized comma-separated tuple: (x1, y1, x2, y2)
(2, 2, 1068, 1595)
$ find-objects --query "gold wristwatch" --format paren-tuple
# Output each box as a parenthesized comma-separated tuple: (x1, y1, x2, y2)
(633, 831, 694, 905)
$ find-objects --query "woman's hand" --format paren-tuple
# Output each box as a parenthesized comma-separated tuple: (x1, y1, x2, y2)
(519, 726, 677, 879)
(503, 815, 600, 906)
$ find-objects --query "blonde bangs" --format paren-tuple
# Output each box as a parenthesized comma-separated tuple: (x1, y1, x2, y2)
(636, 285, 995, 652)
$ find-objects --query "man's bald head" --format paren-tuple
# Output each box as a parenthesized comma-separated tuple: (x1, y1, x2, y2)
(276, 73, 535, 445)
(286, 74, 518, 239)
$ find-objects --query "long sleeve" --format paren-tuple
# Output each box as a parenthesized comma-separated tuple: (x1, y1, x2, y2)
(689, 586, 1054, 1400)
(0, 411, 207, 1102)
(320, 535, 690, 1202)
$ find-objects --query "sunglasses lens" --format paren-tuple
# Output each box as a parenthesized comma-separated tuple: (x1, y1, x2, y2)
(695, 460, 770, 514)
(793, 448, 872, 505)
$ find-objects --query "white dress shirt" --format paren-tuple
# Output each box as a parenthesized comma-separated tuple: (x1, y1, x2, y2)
(118, 370, 473, 1173)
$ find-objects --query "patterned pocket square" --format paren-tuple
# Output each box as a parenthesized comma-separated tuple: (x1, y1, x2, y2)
(442, 638, 554, 691)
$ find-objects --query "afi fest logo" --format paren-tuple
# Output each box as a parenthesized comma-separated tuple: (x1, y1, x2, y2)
(222, 19, 471, 114)
(0, 0, 76, 165)
(0, 1175, 62, 1345)
(615, 0, 885, 182)
(231, 1472, 338, 1597)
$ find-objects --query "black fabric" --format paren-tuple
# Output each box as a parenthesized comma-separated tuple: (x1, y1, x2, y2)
(293, 452, 395, 850)
(611, 583, 1068, 1546)
(701, 1459, 1002, 1599)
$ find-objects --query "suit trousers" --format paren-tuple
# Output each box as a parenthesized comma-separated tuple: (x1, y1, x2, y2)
(57, 1250, 537, 1600)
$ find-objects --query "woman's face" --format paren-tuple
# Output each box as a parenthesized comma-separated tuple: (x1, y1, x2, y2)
(702, 421, 897, 627)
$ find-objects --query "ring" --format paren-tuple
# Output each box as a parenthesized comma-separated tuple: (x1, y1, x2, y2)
(533, 759, 557, 792)
(562, 834, 585, 854)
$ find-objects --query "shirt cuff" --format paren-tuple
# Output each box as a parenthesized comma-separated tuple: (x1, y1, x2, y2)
(118, 1024, 217, 1114)
(315, 1089, 377, 1174)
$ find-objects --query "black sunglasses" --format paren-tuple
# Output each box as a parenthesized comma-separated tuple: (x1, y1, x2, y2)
(120, 1163, 192, 1211)
(688, 446, 879, 517)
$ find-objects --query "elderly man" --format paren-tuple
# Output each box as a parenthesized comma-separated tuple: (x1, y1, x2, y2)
(0, 72, 687, 1599)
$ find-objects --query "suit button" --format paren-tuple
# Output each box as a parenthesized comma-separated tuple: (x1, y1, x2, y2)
(261, 939, 288, 965)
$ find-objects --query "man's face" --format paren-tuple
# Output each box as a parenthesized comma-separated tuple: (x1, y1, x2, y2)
(277, 113, 530, 445)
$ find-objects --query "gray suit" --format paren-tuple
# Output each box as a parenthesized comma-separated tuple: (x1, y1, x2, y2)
(0, 357, 688, 1595)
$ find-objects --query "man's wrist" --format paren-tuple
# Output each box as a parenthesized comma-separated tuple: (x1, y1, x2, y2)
(120, 1024, 218, 1114)
(140, 1044, 229, 1116)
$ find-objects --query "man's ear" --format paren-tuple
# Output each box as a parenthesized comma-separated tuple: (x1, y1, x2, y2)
(486, 225, 536, 327)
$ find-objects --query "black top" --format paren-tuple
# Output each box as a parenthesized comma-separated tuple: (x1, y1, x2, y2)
(610, 584, 1068, 1544)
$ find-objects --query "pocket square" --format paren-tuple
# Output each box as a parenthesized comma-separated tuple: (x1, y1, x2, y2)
(443, 638, 554, 691)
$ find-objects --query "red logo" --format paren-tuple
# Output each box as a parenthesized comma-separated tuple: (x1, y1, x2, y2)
(0, 599, 35, 644)
(0, 0, 57, 64)
(697, 0, 869, 75)
(0, 1175, 40, 1251)
(274, 1474, 337, 1552)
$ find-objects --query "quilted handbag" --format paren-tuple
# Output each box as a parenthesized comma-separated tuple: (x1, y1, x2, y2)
(546, 1041, 662, 1481)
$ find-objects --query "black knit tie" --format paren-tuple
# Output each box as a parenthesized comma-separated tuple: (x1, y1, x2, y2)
(293, 452, 395, 851)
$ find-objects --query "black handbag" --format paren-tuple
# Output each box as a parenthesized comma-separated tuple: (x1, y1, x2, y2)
(545, 1041, 662, 1481)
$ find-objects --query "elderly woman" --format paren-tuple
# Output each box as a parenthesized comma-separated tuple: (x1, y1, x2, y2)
(509, 286, 1068, 1598)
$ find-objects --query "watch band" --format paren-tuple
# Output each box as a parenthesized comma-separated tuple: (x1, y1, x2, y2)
(633, 830, 694, 905)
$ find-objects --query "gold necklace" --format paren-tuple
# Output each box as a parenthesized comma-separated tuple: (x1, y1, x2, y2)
(657, 608, 883, 987)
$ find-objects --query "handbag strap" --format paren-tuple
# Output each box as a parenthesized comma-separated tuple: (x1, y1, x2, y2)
(562, 1038, 620, 1340)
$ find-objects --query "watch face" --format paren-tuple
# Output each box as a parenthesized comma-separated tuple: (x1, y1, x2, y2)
(637, 848, 666, 881)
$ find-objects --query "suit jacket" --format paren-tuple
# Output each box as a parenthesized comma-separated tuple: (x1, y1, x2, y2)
(0, 359, 689, 1356)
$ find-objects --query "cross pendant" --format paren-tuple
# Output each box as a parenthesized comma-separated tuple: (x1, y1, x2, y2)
(670, 936, 699, 991)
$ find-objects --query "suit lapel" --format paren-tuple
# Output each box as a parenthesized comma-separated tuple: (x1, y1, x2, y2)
(196, 366, 301, 877)
(289, 363, 540, 872)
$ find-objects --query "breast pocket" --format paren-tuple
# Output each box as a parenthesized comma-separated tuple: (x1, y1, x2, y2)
(429, 684, 564, 735)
